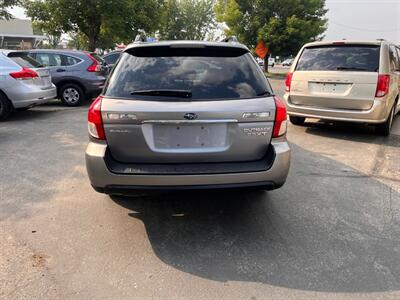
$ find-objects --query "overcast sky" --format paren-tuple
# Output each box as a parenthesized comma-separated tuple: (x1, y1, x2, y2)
(9, 0, 400, 43)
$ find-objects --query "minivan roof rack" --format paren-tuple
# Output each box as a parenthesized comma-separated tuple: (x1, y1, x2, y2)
(222, 36, 239, 43)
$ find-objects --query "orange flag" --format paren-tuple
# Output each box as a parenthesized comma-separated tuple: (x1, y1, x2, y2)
(255, 40, 269, 59)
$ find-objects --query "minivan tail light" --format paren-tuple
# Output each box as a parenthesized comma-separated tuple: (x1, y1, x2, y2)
(285, 72, 293, 92)
(375, 74, 390, 97)
(86, 53, 101, 72)
(9, 67, 38, 80)
(272, 96, 287, 138)
(88, 96, 105, 140)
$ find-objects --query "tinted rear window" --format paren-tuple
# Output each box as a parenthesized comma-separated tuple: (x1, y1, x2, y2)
(104, 51, 271, 101)
(8, 53, 42, 68)
(296, 45, 380, 72)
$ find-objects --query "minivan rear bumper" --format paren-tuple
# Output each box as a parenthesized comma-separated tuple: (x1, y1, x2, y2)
(284, 95, 390, 124)
(85, 138, 291, 193)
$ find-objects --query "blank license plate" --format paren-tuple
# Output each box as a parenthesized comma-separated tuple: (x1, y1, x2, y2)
(309, 82, 351, 94)
(153, 123, 227, 149)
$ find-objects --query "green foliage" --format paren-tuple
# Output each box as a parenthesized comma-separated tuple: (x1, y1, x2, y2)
(23, 0, 163, 51)
(24, 1, 62, 48)
(216, 0, 327, 56)
(0, 0, 20, 19)
(159, 0, 216, 40)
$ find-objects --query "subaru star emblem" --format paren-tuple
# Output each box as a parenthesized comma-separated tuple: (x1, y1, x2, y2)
(183, 113, 198, 120)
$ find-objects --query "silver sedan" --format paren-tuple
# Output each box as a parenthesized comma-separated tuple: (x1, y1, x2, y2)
(0, 50, 57, 120)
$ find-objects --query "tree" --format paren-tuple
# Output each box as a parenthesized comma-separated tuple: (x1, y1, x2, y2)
(0, 0, 20, 19)
(23, 0, 163, 51)
(159, 0, 216, 40)
(216, 0, 327, 71)
(24, 0, 62, 48)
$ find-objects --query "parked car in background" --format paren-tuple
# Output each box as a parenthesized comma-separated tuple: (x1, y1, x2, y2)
(86, 40, 291, 196)
(0, 50, 57, 120)
(268, 57, 275, 67)
(102, 50, 122, 68)
(284, 40, 400, 136)
(282, 58, 294, 67)
(28, 50, 107, 106)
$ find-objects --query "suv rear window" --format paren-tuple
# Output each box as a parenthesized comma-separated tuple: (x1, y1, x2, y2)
(296, 45, 380, 72)
(104, 50, 270, 100)
(7, 52, 42, 68)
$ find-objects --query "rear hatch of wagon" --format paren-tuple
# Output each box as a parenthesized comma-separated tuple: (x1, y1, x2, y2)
(289, 43, 381, 110)
(101, 43, 276, 164)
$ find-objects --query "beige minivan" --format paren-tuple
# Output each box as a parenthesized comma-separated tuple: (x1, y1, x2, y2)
(284, 40, 400, 135)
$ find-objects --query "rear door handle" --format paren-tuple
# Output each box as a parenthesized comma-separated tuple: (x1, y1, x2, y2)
(56, 68, 66, 72)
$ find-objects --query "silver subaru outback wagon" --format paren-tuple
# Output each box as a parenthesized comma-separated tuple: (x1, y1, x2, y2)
(85, 40, 291, 195)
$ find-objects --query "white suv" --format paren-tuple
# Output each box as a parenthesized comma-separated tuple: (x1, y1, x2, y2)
(284, 40, 400, 135)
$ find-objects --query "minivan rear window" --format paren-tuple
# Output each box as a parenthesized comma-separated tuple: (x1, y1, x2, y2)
(296, 45, 380, 72)
(104, 51, 271, 101)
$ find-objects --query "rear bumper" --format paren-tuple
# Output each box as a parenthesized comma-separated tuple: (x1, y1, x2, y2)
(284, 94, 390, 124)
(7, 85, 57, 108)
(85, 138, 291, 194)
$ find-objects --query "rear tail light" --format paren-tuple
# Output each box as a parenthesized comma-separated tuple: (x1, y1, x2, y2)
(86, 53, 101, 72)
(285, 72, 293, 92)
(9, 68, 38, 80)
(375, 74, 390, 97)
(88, 96, 105, 140)
(272, 96, 287, 138)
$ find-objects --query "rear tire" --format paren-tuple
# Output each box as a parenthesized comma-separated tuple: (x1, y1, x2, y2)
(60, 83, 85, 107)
(0, 93, 13, 121)
(376, 105, 395, 136)
(289, 116, 306, 126)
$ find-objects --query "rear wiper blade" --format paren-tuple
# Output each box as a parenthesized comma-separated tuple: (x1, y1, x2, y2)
(256, 91, 274, 97)
(336, 67, 369, 71)
(130, 89, 192, 98)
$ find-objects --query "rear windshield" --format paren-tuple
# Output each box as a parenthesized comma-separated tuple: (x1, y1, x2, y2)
(104, 51, 271, 101)
(296, 45, 380, 72)
(7, 52, 42, 68)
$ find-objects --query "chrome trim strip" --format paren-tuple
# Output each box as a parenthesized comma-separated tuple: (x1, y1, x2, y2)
(142, 119, 238, 124)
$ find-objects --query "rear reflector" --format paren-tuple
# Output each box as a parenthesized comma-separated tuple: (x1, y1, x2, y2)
(285, 72, 293, 92)
(9, 68, 38, 79)
(375, 74, 390, 97)
(88, 96, 105, 140)
(272, 96, 287, 138)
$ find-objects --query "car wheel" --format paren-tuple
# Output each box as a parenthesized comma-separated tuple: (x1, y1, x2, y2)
(60, 84, 85, 107)
(376, 104, 395, 136)
(289, 116, 306, 126)
(0, 93, 13, 121)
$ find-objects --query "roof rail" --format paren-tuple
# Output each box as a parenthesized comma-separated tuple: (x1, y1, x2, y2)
(222, 36, 238, 43)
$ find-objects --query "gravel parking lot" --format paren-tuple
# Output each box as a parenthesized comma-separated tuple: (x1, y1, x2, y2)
(1, 78, 400, 299)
